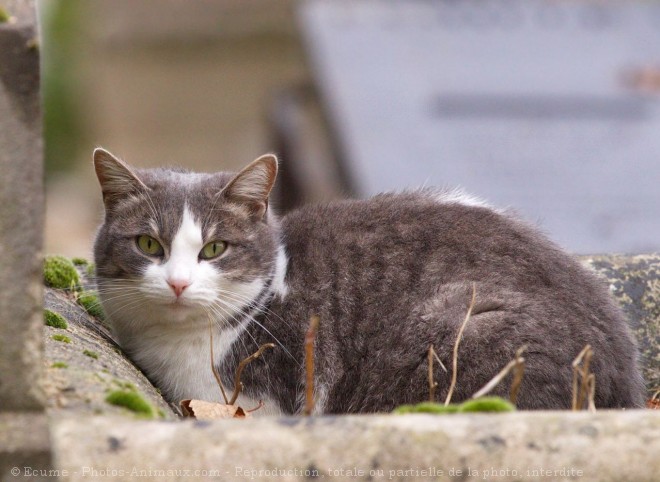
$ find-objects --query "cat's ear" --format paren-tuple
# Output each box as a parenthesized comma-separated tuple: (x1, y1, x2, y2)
(222, 154, 278, 219)
(93, 148, 148, 207)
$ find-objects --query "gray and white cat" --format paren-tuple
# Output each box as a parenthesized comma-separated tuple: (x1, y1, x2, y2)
(93, 148, 645, 414)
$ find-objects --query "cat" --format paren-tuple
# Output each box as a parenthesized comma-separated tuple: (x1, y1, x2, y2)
(92, 148, 645, 414)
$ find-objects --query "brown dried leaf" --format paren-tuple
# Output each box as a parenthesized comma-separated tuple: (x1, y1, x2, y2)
(180, 399, 251, 420)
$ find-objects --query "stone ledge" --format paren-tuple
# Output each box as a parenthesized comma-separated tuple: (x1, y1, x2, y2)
(581, 254, 660, 390)
(0, 413, 51, 481)
(52, 410, 659, 482)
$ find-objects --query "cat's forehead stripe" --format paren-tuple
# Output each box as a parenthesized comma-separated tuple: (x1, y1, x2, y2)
(173, 205, 203, 250)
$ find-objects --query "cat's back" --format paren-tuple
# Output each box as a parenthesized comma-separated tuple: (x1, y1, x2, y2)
(281, 189, 568, 286)
(279, 189, 619, 322)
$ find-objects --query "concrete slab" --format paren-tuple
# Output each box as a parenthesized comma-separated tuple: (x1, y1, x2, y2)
(52, 410, 660, 482)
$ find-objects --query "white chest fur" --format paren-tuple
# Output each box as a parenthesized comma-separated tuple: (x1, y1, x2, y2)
(121, 322, 283, 416)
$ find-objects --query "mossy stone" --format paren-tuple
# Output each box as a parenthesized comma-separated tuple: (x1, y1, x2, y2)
(44, 309, 68, 329)
(458, 397, 516, 413)
(393, 402, 460, 414)
(394, 397, 515, 414)
(44, 255, 81, 290)
(112, 380, 136, 392)
(105, 390, 154, 418)
(51, 362, 68, 369)
(52, 334, 71, 343)
(71, 257, 89, 266)
(77, 291, 104, 319)
(83, 349, 99, 360)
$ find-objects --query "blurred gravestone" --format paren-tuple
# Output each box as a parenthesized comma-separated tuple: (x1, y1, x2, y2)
(299, 0, 660, 254)
(0, 0, 52, 478)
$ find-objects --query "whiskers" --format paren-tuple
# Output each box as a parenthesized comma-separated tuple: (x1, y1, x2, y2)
(94, 277, 160, 328)
(207, 288, 300, 366)
(94, 276, 299, 366)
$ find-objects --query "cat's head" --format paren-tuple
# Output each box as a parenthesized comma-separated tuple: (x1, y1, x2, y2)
(92, 148, 285, 335)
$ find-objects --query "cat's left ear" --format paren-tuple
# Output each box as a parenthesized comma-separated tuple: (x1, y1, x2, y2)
(222, 154, 278, 219)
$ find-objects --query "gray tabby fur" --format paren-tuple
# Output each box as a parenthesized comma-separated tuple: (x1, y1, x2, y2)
(93, 148, 645, 413)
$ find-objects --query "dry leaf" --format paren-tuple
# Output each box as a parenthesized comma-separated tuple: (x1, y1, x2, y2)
(180, 399, 250, 420)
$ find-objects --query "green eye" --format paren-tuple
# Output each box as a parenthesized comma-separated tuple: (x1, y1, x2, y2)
(200, 241, 227, 260)
(136, 235, 164, 256)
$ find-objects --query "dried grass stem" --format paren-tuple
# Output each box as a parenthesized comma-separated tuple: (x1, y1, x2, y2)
(444, 283, 477, 406)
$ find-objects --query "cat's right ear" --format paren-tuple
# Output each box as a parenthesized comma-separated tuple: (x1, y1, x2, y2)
(93, 148, 148, 208)
(222, 154, 278, 220)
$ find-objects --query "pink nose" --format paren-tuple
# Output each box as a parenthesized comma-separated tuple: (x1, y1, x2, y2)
(168, 279, 190, 297)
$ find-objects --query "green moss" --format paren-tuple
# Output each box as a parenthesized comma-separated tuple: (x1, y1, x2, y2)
(0, 7, 10, 23)
(394, 397, 515, 415)
(458, 397, 516, 413)
(393, 402, 460, 414)
(51, 361, 68, 369)
(112, 380, 136, 392)
(43, 255, 80, 290)
(44, 309, 68, 329)
(77, 291, 104, 319)
(105, 390, 154, 418)
(83, 349, 99, 360)
(86, 263, 96, 277)
(51, 334, 71, 343)
(71, 257, 89, 266)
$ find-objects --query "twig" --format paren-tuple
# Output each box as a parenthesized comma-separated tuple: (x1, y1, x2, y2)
(427, 344, 448, 403)
(304, 316, 320, 414)
(246, 400, 265, 413)
(304, 316, 320, 415)
(577, 349, 593, 410)
(509, 346, 527, 405)
(471, 345, 527, 403)
(210, 320, 229, 404)
(432, 348, 448, 373)
(652, 388, 660, 402)
(228, 343, 275, 405)
(428, 345, 438, 402)
(572, 344, 594, 411)
(444, 283, 477, 406)
(587, 374, 596, 412)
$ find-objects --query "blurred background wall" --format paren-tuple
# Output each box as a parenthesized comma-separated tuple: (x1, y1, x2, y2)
(39, 0, 309, 258)
(36, 0, 660, 258)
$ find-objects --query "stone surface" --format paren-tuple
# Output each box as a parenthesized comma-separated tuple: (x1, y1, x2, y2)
(52, 410, 660, 482)
(0, 8, 43, 413)
(1, 0, 38, 25)
(583, 254, 660, 392)
(0, 1, 52, 479)
(0, 413, 51, 481)
(42, 265, 175, 420)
